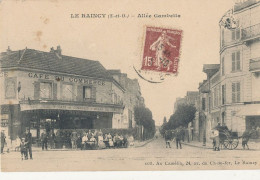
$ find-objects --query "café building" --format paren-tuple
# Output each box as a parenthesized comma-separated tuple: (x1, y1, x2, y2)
(0, 47, 125, 140)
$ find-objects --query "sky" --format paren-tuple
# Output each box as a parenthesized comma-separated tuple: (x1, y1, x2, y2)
(0, 0, 235, 126)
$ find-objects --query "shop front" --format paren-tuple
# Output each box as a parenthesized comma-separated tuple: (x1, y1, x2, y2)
(1, 99, 124, 140)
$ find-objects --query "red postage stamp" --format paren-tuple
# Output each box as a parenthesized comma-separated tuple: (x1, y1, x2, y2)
(141, 26, 182, 74)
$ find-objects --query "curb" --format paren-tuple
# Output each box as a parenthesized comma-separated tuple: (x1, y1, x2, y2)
(182, 142, 212, 149)
(135, 138, 155, 148)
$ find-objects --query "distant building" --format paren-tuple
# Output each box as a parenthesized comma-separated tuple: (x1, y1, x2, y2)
(108, 70, 145, 129)
(174, 91, 199, 141)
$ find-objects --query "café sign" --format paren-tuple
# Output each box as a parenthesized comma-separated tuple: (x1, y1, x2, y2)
(27, 72, 106, 86)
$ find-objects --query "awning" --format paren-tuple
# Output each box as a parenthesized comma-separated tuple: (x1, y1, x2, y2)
(236, 104, 260, 116)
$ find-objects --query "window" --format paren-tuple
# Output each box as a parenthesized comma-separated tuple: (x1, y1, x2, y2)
(62, 84, 73, 100)
(232, 29, 240, 41)
(232, 82, 241, 103)
(202, 98, 206, 111)
(5, 77, 17, 99)
(222, 29, 224, 46)
(232, 51, 241, 71)
(114, 94, 118, 104)
(222, 84, 226, 105)
(83, 86, 92, 99)
(222, 57, 225, 75)
(40, 82, 52, 99)
(222, 112, 225, 125)
(213, 87, 219, 107)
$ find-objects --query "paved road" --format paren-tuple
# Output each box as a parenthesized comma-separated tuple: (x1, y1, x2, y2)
(1, 137, 260, 171)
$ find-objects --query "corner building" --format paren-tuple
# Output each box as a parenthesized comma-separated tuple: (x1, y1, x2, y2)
(219, 1, 260, 135)
(0, 47, 126, 140)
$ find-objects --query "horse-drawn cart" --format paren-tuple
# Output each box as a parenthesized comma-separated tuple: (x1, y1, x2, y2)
(216, 126, 239, 150)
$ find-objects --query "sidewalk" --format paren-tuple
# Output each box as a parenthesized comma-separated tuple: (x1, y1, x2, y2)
(182, 140, 260, 151)
(3, 138, 155, 153)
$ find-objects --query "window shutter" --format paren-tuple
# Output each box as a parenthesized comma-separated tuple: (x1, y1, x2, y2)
(232, 53, 236, 71)
(34, 81, 40, 100)
(232, 83, 236, 103)
(237, 82, 240, 102)
(232, 31, 235, 40)
(91, 87, 96, 102)
(236, 29, 240, 39)
(53, 83, 57, 100)
(222, 57, 225, 75)
(72, 85, 75, 101)
(222, 29, 224, 45)
(224, 84, 226, 104)
(236, 51, 240, 70)
(77, 85, 83, 101)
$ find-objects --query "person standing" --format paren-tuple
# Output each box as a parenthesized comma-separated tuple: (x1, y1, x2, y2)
(1, 130, 6, 153)
(176, 129, 182, 149)
(164, 130, 172, 148)
(25, 129, 33, 159)
(70, 131, 77, 149)
(213, 129, 220, 151)
(41, 130, 48, 150)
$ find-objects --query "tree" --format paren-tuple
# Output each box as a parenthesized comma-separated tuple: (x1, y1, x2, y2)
(134, 106, 156, 140)
(167, 104, 196, 129)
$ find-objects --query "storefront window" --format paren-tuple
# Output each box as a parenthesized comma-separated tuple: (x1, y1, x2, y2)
(40, 82, 52, 99)
(62, 84, 73, 100)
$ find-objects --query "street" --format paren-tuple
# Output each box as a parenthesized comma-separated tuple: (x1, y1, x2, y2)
(1, 136, 260, 171)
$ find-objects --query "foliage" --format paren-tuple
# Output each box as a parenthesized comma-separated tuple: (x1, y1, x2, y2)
(134, 106, 156, 140)
(161, 104, 196, 132)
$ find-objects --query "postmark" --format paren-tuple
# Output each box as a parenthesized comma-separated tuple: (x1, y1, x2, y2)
(141, 26, 182, 74)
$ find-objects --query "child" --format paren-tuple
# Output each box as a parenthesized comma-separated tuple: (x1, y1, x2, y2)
(20, 138, 28, 160)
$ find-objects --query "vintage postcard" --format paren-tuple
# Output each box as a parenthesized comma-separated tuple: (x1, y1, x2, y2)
(1, 0, 260, 172)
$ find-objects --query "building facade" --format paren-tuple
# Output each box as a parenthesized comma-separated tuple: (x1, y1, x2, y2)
(196, 0, 260, 143)
(219, 0, 260, 135)
(108, 70, 145, 129)
(0, 47, 143, 140)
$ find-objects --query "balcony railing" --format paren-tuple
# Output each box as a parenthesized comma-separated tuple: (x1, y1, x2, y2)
(242, 23, 260, 41)
(250, 58, 260, 72)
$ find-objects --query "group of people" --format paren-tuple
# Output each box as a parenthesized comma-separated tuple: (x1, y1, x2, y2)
(164, 128, 184, 149)
(1, 129, 33, 160)
(71, 130, 134, 150)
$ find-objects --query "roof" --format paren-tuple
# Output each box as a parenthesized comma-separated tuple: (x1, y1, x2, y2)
(0, 48, 112, 80)
(203, 64, 220, 78)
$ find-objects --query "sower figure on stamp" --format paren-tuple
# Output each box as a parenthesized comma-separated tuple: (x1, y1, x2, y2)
(149, 30, 176, 70)
(25, 129, 33, 159)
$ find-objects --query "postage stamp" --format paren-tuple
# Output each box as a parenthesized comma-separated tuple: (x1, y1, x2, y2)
(141, 26, 183, 74)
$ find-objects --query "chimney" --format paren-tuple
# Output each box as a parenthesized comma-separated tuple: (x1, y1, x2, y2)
(6, 46, 11, 54)
(50, 47, 54, 53)
(56, 45, 62, 56)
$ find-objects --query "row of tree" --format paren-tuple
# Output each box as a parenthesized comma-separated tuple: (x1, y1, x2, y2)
(160, 104, 196, 136)
(134, 106, 156, 140)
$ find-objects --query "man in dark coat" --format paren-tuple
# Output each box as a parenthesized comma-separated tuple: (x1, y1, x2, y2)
(25, 129, 33, 159)
(1, 130, 6, 153)
(41, 130, 48, 150)
(176, 129, 182, 149)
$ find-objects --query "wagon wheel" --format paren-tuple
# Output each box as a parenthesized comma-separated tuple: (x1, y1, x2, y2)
(223, 137, 239, 150)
